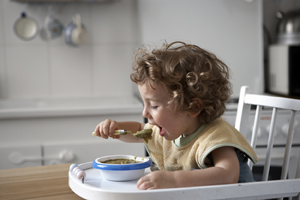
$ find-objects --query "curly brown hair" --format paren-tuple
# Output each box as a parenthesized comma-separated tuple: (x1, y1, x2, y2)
(130, 41, 232, 124)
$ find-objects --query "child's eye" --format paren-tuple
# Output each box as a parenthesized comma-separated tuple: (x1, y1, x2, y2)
(150, 106, 158, 109)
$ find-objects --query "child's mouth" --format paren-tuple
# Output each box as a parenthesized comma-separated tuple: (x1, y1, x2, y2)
(159, 126, 165, 137)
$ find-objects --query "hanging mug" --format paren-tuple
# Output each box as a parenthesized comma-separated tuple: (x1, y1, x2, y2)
(64, 14, 87, 47)
(40, 15, 63, 41)
(14, 12, 39, 41)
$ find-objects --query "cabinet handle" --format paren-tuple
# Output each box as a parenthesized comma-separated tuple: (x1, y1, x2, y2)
(8, 150, 75, 164)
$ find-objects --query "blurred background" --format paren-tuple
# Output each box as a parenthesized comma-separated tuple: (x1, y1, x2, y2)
(0, 0, 299, 171)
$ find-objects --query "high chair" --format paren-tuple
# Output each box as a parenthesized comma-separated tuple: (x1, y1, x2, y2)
(233, 86, 300, 200)
(142, 86, 300, 199)
(69, 86, 300, 200)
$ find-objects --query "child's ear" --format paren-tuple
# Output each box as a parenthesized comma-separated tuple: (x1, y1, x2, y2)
(188, 98, 202, 117)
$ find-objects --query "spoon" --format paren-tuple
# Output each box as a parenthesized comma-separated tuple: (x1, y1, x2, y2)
(92, 129, 152, 143)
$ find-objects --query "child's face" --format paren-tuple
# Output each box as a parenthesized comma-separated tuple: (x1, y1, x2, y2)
(138, 81, 201, 140)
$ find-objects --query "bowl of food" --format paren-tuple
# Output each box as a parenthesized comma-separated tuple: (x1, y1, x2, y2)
(92, 155, 152, 181)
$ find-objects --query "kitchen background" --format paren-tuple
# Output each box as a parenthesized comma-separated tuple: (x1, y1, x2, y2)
(0, 0, 299, 169)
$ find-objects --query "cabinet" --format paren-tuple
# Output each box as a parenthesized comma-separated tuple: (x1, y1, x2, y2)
(0, 96, 145, 169)
(0, 145, 42, 169)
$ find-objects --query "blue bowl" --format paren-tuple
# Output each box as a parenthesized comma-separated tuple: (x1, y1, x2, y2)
(92, 155, 152, 181)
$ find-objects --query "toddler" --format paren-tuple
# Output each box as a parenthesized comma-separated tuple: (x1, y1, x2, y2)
(93, 41, 257, 190)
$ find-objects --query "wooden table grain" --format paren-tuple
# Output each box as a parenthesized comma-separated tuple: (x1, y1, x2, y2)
(0, 163, 83, 200)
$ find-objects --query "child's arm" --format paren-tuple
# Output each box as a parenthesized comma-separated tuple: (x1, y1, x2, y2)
(93, 119, 146, 143)
(137, 146, 239, 189)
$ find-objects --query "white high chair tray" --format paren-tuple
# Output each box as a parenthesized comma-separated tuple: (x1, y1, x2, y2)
(69, 161, 149, 194)
(69, 162, 300, 200)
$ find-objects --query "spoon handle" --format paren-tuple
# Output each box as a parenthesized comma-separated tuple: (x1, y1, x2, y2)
(92, 130, 129, 136)
(113, 130, 131, 135)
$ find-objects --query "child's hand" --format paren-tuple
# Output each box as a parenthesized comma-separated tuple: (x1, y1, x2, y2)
(93, 119, 121, 139)
(137, 171, 177, 190)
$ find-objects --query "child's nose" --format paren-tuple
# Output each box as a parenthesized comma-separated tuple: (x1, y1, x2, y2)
(142, 107, 150, 119)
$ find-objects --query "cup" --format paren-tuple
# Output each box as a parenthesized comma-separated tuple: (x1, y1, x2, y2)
(40, 15, 63, 41)
(14, 12, 39, 41)
(64, 14, 87, 47)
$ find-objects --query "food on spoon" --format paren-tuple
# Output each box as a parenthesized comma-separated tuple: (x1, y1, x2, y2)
(133, 129, 153, 144)
(113, 129, 153, 143)
(92, 129, 153, 143)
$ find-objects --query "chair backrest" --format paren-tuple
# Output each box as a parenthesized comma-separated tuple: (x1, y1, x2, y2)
(235, 86, 300, 182)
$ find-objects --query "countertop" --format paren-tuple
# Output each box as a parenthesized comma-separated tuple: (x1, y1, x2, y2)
(0, 164, 83, 200)
(0, 96, 143, 119)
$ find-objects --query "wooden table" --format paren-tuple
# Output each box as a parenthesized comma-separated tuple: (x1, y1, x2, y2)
(0, 164, 83, 200)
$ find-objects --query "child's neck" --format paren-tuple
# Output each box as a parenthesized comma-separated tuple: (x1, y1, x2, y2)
(181, 123, 203, 137)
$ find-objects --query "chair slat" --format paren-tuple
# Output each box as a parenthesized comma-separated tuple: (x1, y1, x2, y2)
(235, 86, 251, 135)
(278, 111, 297, 200)
(262, 107, 278, 181)
(281, 110, 297, 180)
(248, 105, 262, 170)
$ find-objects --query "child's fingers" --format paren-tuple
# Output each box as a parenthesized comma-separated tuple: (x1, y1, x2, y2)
(93, 125, 101, 137)
(93, 119, 119, 139)
(137, 175, 153, 190)
(108, 120, 118, 137)
(100, 124, 109, 139)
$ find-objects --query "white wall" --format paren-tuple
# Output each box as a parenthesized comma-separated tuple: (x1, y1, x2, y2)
(0, 0, 139, 99)
(1, 0, 297, 101)
(137, 0, 263, 98)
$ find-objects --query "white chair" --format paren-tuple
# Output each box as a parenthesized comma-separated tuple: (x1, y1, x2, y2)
(234, 86, 300, 200)
(70, 86, 300, 200)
